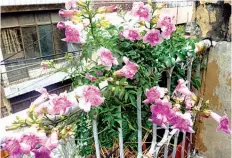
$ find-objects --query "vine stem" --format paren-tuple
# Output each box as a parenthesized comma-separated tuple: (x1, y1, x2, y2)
(137, 92, 142, 158)
(118, 105, 124, 158)
(93, 117, 101, 158)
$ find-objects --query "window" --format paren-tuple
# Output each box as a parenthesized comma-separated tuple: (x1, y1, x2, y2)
(1, 11, 67, 83)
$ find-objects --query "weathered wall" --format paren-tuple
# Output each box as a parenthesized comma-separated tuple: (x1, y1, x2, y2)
(200, 41, 231, 158)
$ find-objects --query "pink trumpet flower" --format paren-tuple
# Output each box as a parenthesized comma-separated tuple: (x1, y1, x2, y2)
(115, 57, 138, 79)
(174, 79, 192, 96)
(143, 29, 163, 47)
(143, 86, 166, 104)
(131, 2, 152, 21)
(65, 0, 76, 10)
(59, 9, 75, 18)
(122, 29, 141, 41)
(97, 47, 118, 70)
(48, 92, 73, 115)
(32, 88, 49, 106)
(210, 112, 232, 134)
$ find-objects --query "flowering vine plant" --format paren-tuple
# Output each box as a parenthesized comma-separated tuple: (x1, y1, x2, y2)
(1, 0, 231, 157)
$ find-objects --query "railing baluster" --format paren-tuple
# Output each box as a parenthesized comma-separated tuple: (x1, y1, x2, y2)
(92, 118, 101, 158)
(118, 106, 124, 158)
(137, 93, 142, 158)
(181, 132, 186, 158)
(186, 57, 194, 158)
(172, 131, 180, 158)
(147, 124, 157, 157)
(163, 66, 174, 157)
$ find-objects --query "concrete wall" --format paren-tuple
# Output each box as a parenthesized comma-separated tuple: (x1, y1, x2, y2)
(200, 41, 231, 158)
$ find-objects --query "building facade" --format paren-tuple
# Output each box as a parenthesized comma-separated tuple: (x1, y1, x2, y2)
(0, 0, 74, 116)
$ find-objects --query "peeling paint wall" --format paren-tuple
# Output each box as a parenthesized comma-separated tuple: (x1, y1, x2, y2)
(201, 41, 231, 158)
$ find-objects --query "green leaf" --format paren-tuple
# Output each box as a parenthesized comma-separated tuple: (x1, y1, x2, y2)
(129, 95, 136, 107)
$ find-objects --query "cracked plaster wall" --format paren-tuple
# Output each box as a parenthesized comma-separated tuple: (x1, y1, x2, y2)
(200, 41, 231, 158)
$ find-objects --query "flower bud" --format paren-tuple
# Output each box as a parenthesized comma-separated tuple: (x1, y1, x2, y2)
(147, 0, 152, 6)
(124, 82, 128, 86)
(59, 9, 75, 18)
(107, 77, 114, 82)
(116, 81, 120, 85)
(205, 100, 210, 104)
(156, 3, 166, 9)
(105, 5, 118, 13)
(77, 0, 86, 7)
(6, 124, 20, 131)
(111, 87, 115, 92)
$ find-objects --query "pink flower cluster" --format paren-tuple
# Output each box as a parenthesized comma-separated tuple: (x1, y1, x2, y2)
(97, 47, 118, 70)
(115, 57, 138, 79)
(32, 88, 75, 116)
(131, 2, 152, 21)
(158, 15, 176, 39)
(143, 29, 163, 47)
(121, 29, 141, 41)
(75, 85, 105, 112)
(150, 99, 194, 133)
(143, 86, 166, 104)
(57, 20, 85, 43)
(2, 128, 58, 158)
(173, 79, 195, 110)
(146, 81, 195, 133)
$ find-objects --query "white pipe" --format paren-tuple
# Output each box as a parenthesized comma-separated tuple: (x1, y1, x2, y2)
(147, 124, 157, 157)
(137, 93, 143, 158)
(118, 106, 124, 158)
(172, 131, 180, 158)
(93, 118, 101, 158)
(155, 128, 169, 157)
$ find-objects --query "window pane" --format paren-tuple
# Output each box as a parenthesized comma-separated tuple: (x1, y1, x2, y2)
(52, 24, 67, 57)
(1, 28, 24, 59)
(39, 25, 54, 59)
(22, 27, 40, 59)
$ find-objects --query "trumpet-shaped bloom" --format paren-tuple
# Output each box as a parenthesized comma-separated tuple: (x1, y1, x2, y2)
(32, 88, 49, 106)
(143, 86, 166, 104)
(157, 15, 174, 28)
(20, 134, 41, 154)
(44, 131, 59, 150)
(150, 100, 172, 128)
(59, 9, 75, 18)
(210, 112, 232, 134)
(3, 138, 21, 158)
(174, 79, 192, 96)
(49, 92, 73, 115)
(161, 24, 176, 39)
(169, 112, 194, 133)
(75, 86, 104, 112)
(116, 57, 138, 79)
(143, 29, 163, 47)
(131, 2, 152, 21)
(32, 146, 51, 158)
(122, 29, 141, 41)
(62, 23, 85, 43)
(85, 73, 97, 82)
(97, 47, 118, 70)
(65, 0, 76, 10)
(57, 21, 72, 29)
